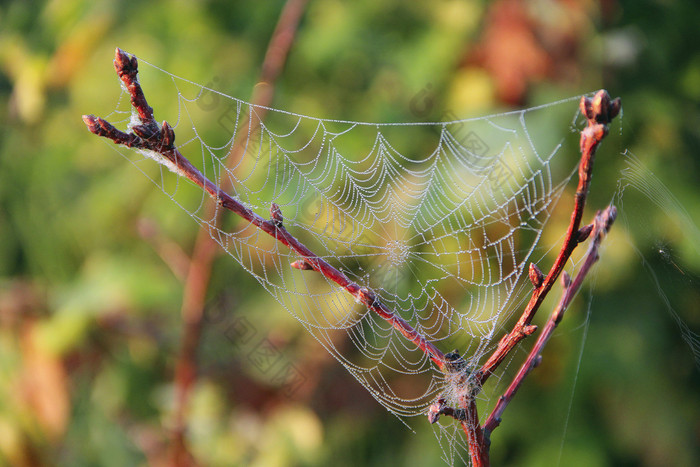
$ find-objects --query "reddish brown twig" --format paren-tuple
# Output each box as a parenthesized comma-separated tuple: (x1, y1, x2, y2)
(83, 49, 619, 464)
(82, 50, 447, 372)
(482, 205, 616, 437)
(476, 90, 621, 386)
(423, 91, 619, 466)
(459, 91, 620, 466)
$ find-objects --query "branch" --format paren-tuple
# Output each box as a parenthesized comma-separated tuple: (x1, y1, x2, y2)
(476, 90, 621, 386)
(453, 90, 620, 467)
(84, 50, 621, 465)
(483, 205, 617, 437)
(82, 48, 446, 371)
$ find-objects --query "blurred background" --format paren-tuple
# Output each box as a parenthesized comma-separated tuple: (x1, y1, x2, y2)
(1, 0, 699, 465)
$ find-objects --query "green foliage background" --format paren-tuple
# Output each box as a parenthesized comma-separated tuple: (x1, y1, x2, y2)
(1, 1, 699, 465)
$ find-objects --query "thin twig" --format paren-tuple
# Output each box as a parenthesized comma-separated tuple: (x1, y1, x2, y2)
(476, 90, 621, 387)
(482, 205, 617, 437)
(82, 49, 447, 371)
(83, 50, 620, 465)
(461, 91, 621, 467)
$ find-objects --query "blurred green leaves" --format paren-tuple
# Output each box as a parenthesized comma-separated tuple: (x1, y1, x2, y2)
(1, 0, 699, 465)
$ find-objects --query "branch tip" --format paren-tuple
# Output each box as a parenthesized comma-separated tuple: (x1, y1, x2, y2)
(270, 203, 283, 226)
(290, 259, 314, 270)
(528, 263, 544, 288)
(576, 224, 593, 243)
(82, 114, 120, 140)
(114, 47, 137, 77)
(561, 270, 571, 288)
(580, 90, 621, 125)
(161, 121, 175, 149)
(603, 205, 617, 231)
(427, 398, 446, 424)
(82, 114, 98, 132)
(532, 355, 543, 368)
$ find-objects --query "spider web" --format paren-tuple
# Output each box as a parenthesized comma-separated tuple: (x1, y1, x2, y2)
(104, 58, 587, 458)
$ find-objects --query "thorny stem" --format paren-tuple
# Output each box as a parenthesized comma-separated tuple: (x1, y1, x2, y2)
(171, 1, 308, 465)
(82, 49, 447, 371)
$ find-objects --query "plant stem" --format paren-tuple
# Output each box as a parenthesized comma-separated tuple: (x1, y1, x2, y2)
(82, 49, 447, 371)
(476, 91, 620, 387)
(83, 50, 620, 464)
(462, 91, 620, 466)
(483, 205, 616, 437)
